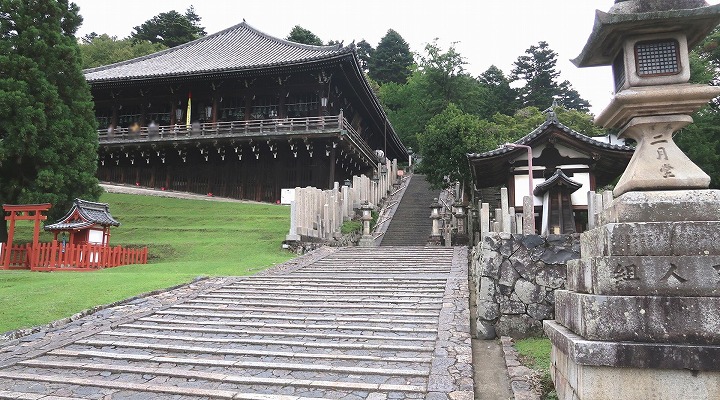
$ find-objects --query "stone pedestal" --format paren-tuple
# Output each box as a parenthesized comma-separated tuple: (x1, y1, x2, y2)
(545, 190, 720, 400)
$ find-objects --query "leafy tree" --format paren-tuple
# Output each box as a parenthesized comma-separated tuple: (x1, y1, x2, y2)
(380, 42, 499, 150)
(79, 33, 166, 69)
(0, 0, 102, 240)
(478, 65, 520, 117)
(417, 104, 483, 189)
(356, 39, 374, 73)
(131, 6, 206, 48)
(511, 41, 590, 111)
(368, 29, 413, 84)
(286, 25, 323, 46)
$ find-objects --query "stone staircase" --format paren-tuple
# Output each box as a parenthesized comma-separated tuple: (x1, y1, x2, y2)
(379, 175, 438, 246)
(0, 246, 471, 399)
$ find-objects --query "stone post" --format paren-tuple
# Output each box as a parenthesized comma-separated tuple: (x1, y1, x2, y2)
(285, 200, 300, 242)
(586, 190, 596, 230)
(500, 187, 511, 233)
(480, 202, 490, 238)
(428, 198, 443, 245)
(358, 202, 375, 247)
(523, 195, 535, 235)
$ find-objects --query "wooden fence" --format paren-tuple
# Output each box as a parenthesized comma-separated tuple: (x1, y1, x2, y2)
(1, 241, 148, 271)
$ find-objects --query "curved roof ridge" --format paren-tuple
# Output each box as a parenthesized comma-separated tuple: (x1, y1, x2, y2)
(467, 118, 633, 159)
(241, 21, 344, 52)
(84, 21, 351, 82)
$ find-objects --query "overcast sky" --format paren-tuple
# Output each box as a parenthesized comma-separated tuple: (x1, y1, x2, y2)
(72, 0, 720, 116)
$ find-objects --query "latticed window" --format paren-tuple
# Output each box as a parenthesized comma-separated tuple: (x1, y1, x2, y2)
(634, 39, 680, 76)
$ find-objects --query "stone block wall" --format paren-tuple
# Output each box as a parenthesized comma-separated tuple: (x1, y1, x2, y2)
(471, 232, 580, 338)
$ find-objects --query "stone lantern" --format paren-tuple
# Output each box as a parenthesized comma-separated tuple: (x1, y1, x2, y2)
(572, 0, 720, 195)
(428, 198, 443, 245)
(452, 202, 468, 245)
(544, 2, 720, 400)
(358, 201, 375, 247)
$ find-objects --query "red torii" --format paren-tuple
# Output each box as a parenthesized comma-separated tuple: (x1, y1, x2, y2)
(2, 204, 51, 270)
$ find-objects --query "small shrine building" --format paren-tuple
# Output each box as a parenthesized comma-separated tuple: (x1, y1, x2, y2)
(44, 199, 121, 246)
(467, 111, 634, 235)
(84, 22, 407, 202)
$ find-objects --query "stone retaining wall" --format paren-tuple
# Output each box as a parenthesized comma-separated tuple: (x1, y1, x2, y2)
(471, 233, 580, 338)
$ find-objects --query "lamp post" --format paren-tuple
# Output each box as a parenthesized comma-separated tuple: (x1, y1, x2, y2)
(503, 142, 535, 234)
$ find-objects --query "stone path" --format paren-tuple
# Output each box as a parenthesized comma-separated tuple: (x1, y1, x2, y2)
(0, 246, 472, 399)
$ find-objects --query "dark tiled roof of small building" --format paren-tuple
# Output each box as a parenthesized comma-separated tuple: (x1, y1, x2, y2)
(533, 169, 583, 196)
(45, 199, 121, 231)
(467, 116, 634, 160)
(84, 22, 352, 83)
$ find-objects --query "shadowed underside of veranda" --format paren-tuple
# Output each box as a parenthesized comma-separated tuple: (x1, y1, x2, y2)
(0, 246, 472, 399)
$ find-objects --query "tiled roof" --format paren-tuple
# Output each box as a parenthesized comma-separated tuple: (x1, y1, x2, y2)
(467, 117, 634, 160)
(84, 22, 352, 83)
(45, 199, 121, 231)
(533, 169, 583, 196)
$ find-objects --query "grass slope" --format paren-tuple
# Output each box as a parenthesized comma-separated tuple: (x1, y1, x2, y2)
(0, 193, 293, 333)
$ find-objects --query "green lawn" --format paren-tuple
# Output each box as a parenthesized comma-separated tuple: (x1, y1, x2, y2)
(515, 337, 558, 400)
(0, 192, 294, 333)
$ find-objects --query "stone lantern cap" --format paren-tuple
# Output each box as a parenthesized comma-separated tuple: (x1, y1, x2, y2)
(572, 0, 720, 68)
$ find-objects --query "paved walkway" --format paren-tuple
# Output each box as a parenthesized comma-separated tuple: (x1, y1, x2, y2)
(0, 247, 472, 399)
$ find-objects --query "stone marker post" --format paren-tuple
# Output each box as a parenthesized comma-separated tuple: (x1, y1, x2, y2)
(545, 2, 720, 399)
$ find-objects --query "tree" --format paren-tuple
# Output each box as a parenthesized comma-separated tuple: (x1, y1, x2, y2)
(286, 25, 323, 46)
(511, 41, 590, 111)
(478, 65, 520, 117)
(79, 33, 166, 69)
(356, 39, 374, 73)
(368, 29, 413, 84)
(417, 104, 483, 189)
(0, 0, 102, 240)
(131, 6, 206, 48)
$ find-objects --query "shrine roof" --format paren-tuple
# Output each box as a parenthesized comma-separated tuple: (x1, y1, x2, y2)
(533, 169, 583, 196)
(468, 117, 633, 160)
(467, 113, 635, 189)
(84, 22, 353, 83)
(45, 199, 121, 231)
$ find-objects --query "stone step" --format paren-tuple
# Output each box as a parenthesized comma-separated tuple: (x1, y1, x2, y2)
(48, 349, 428, 377)
(0, 391, 80, 400)
(142, 313, 438, 333)
(210, 288, 443, 298)
(184, 298, 442, 311)
(158, 309, 438, 325)
(179, 301, 441, 316)
(223, 283, 446, 291)
(79, 335, 434, 359)
(118, 323, 437, 343)
(197, 293, 442, 304)
(0, 374, 329, 399)
(8, 361, 427, 392)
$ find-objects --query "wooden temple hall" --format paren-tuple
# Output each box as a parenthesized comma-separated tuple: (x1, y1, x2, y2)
(84, 22, 407, 202)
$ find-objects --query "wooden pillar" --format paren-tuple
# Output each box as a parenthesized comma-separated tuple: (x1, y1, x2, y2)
(3, 212, 15, 269)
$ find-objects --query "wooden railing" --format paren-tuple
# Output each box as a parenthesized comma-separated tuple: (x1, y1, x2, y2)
(97, 113, 378, 165)
(98, 115, 344, 142)
(1, 241, 148, 271)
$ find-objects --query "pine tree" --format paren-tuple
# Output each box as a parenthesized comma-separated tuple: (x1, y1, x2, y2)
(368, 29, 413, 85)
(0, 0, 102, 240)
(286, 25, 323, 46)
(131, 6, 206, 48)
(511, 41, 590, 111)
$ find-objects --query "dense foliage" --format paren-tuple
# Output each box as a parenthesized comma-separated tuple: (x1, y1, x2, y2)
(79, 33, 166, 69)
(368, 29, 414, 85)
(0, 0, 102, 239)
(286, 25, 323, 46)
(375, 39, 598, 188)
(130, 6, 205, 48)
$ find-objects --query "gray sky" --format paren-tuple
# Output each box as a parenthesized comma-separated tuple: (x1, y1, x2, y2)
(72, 0, 719, 116)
